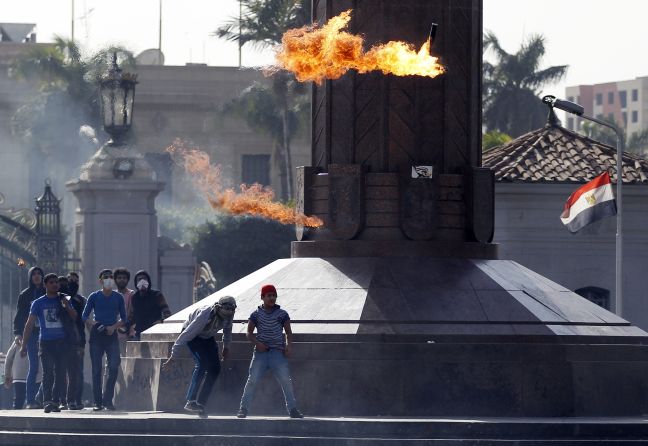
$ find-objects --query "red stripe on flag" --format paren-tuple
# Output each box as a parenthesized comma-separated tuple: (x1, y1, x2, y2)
(563, 172, 612, 209)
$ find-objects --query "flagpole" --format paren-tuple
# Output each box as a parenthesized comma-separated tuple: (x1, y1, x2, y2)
(542, 96, 624, 316)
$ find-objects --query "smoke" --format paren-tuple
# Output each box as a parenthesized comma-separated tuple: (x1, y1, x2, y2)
(79, 124, 100, 147)
(166, 139, 323, 227)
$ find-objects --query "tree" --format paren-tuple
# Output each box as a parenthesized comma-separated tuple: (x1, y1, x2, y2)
(191, 215, 294, 288)
(581, 118, 648, 155)
(483, 32, 568, 137)
(215, 0, 311, 201)
(482, 130, 512, 151)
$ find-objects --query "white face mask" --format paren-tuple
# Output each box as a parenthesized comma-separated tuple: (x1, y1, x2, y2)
(102, 278, 114, 290)
(137, 279, 149, 291)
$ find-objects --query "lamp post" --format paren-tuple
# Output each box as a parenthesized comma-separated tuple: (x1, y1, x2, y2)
(99, 53, 139, 179)
(542, 95, 625, 316)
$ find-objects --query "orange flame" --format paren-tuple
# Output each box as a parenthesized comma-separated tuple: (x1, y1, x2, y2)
(167, 141, 323, 228)
(17, 258, 26, 268)
(275, 10, 445, 84)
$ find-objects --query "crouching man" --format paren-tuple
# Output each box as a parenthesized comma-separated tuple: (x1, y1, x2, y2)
(162, 296, 236, 415)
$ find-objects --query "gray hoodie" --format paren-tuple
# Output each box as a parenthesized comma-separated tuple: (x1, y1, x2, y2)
(169, 305, 233, 359)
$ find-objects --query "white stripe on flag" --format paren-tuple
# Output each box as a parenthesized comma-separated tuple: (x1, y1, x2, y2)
(560, 183, 615, 225)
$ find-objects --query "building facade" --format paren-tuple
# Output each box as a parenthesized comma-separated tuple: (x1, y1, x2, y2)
(565, 76, 648, 144)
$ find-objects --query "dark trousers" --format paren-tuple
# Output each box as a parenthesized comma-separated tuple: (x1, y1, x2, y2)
(39, 339, 67, 404)
(54, 346, 81, 405)
(186, 337, 221, 405)
(89, 332, 120, 406)
(12, 382, 26, 409)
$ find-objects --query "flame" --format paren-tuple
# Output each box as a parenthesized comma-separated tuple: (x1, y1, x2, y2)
(17, 258, 26, 268)
(167, 141, 323, 228)
(275, 10, 445, 84)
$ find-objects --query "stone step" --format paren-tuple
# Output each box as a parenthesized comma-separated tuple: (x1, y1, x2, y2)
(1, 412, 648, 445)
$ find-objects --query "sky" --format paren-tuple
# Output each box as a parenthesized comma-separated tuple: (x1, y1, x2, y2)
(2, 0, 648, 100)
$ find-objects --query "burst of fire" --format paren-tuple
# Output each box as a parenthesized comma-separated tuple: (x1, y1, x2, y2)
(167, 141, 323, 228)
(275, 10, 445, 84)
(17, 258, 26, 267)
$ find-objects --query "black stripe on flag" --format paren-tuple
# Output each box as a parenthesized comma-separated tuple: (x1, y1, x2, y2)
(566, 199, 617, 233)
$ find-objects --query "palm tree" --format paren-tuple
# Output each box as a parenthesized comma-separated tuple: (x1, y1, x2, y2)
(215, 0, 311, 200)
(483, 32, 568, 137)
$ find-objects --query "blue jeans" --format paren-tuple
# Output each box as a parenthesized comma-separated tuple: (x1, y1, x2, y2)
(186, 337, 221, 405)
(239, 349, 297, 411)
(25, 334, 39, 404)
(89, 332, 120, 406)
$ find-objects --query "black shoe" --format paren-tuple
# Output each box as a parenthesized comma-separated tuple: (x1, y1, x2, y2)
(104, 404, 116, 411)
(236, 408, 248, 418)
(184, 401, 204, 414)
(93, 404, 103, 411)
(51, 404, 61, 413)
(289, 408, 304, 418)
(43, 403, 55, 413)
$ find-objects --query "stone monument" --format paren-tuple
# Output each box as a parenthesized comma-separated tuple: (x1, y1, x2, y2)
(120, 0, 648, 417)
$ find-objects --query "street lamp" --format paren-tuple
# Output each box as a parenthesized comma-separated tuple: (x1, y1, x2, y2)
(99, 52, 138, 145)
(542, 95, 625, 316)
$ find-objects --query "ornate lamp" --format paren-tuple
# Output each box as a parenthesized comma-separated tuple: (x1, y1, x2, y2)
(99, 53, 138, 144)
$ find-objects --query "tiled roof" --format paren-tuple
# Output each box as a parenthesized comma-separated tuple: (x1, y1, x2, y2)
(482, 123, 648, 184)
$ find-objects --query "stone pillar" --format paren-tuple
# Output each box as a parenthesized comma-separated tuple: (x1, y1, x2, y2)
(67, 144, 164, 295)
(158, 236, 196, 313)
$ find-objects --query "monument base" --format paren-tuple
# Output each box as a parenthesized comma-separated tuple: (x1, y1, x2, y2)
(117, 256, 648, 417)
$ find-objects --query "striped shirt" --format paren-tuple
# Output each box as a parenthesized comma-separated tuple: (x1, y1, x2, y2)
(250, 305, 289, 350)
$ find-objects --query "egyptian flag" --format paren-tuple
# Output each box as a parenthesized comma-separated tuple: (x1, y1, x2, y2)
(560, 172, 617, 233)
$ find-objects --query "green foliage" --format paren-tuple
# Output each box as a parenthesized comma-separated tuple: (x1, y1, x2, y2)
(190, 216, 295, 289)
(581, 118, 648, 155)
(215, 0, 311, 49)
(483, 32, 568, 137)
(482, 130, 512, 151)
(158, 205, 217, 244)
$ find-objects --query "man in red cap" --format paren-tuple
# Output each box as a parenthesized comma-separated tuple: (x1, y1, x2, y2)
(237, 284, 303, 418)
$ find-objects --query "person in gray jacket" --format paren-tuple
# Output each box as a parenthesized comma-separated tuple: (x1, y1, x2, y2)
(161, 295, 236, 414)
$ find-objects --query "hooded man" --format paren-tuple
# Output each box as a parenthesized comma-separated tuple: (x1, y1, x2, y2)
(13, 266, 45, 409)
(127, 270, 171, 339)
(162, 295, 236, 414)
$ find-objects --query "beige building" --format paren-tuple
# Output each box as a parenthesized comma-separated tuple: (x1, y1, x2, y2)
(565, 76, 648, 146)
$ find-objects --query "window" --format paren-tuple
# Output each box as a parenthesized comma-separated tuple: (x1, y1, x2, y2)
(242, 154, 271, 186)
(608, 91, 614, 104)
(632, 89, 639, 101)
(632, 111, 638, 123)
(595, 93, 602, 105)
(619, 90, 627, 108)
(567, 118, 574, 130)
(575, 287, 610, 310)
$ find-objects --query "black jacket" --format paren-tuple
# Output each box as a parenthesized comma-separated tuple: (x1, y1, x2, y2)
(69, 293, 87, 346)
(129, 270, 172, 335)
(13, 266, 45, 336)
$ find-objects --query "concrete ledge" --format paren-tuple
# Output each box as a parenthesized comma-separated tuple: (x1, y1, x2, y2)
(291, 240, 498, 258)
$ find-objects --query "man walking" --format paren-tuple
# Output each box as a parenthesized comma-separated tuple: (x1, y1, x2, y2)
(162, 296, 236, 415)
(237, 285, 303, 419)
(128, 270, 171, 339)
(81, 269, 126, 411)
(66, 271, 86, 408)
(13, 266, 45, 409)
(20, 273, 78, 413)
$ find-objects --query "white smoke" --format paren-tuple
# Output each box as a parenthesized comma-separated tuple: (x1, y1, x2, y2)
(79, 124, 99, 146)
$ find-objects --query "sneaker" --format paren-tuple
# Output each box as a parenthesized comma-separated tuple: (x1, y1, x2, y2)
(184, 401, 204, 414)
(236, 408, 248, 418)
(104, 404, 116, 411)
(92, 404, 103, 411)
(289, 408, 304, 418)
